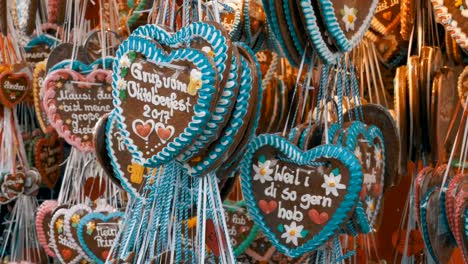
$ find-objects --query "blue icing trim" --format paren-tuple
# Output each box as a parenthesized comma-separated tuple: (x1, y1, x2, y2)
(288, 127, 299, 142)
(440, 180, 456, 243)
(344, 122, 385, 230)
(77, 211, 124, 264)
(317, 0, 378, 52)
(299, 0, 342, 64)
(243, 0, 252, 43)
(132, 23, 235, 162)
(420, 187, 440, 264)
(221, 42, 263, 169)
(283, 0, 304, 55)
(48, 60, 94, 74)
(240, 134, 363, 257)
(184, 55, 251, 177)
(25, 34, 59, 51)
(112, 35, 217, 166)
(90, 56, 115, 69)
(267, 0, 297, 67)
(298, 127, 311, 149)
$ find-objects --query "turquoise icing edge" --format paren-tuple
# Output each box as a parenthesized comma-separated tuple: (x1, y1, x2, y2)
(317, 0, 378, 52)
(77, 211, 125, 264)
(240, 134, 363, 257)
(299, 0, 341, 64)
(184, 54, 251, 176)
(112, 35, 217, 166)
(420, 187, 440, 264)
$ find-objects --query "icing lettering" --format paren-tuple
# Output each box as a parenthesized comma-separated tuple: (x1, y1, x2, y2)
(4, 81, 26, 91)
(277, 202, 303, 222)
(130, 63, 187, 92)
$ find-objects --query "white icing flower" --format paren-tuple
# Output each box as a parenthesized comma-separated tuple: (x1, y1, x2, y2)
(120, 55, 131, 68)
(252, 160, 273, 183)
(341, 5, 358, 32)
(366, 198, 375, 219)
(116, 78, 127, 90)
(321, 172, 346, 197)
(354, 147, 362, 162)
(374, 147, 383, 168)
(281, 222, 304, 246)
(190, 69, 202, 80)
(201, 46, 215, 57)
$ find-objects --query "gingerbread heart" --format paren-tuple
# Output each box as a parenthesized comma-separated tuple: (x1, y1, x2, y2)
(223, 201, 259, 256)
(49, 208, 87, 264)
(317, 0, 379, 51)
(63, 204, 94, 262)
(1, 170, 26, 200)
(329, 121, 386, 230)
(0, 71, 30, 108)
(432, 0, 468, 50)
(77, 211, 123, 264)
(185, 45, 259, 176)
(240, 134, 362, 257)
(132, 23, 240, 162)
(42, 67, 113, 152)
(34, 132, 64, 189)
(36, 200, 59, 257)
(112, 35, 218, 166)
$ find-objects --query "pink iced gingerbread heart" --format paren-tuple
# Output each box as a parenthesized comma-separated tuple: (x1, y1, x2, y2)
(42, 68, 113, 152)
(36, 200, 58, 257)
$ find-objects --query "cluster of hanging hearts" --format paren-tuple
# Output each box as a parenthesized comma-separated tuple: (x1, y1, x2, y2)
(0, 0, 468, 263)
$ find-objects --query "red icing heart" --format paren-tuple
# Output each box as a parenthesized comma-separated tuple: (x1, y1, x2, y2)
(371, 183, 383, 196)
(102, 250, 109, 260)
(157, 127, 173, 141)
(137, 124, 152, 138)
(61, 248, 73, 261)
(308, 209, 329, 225)
(259, 200, 277, 214)
(84, 177, 106, 201)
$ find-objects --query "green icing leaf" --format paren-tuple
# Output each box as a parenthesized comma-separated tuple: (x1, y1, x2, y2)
(119, 90, 127, 101)
(120, 68, 128, 78)
(128, 51, 137, 63)
(278, 224, 284, 233)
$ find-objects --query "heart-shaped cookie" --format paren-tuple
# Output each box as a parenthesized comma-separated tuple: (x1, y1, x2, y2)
(36, 200, 59, 257)
(112, 35, 218, 166)
(240, 134, 362, 257)
(77, 211, 123, 264)
(42, 68, 113, 152)
(432, 0, 468, 50)
(223, 201, 259, 256)
(185, 44, 259, 176)
(84, 177, 107, 201)
(34, 132, 63, 189)
(132, 23, 242, 162)
(317, 0, 378, 51)
(49, 208, 87, 264)
(330, 121, 385, 230)
(0, 71, 30, 108)
(63, 204, 94, 262)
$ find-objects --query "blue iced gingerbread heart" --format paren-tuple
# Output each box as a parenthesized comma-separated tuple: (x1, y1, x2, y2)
(240, 134, 362, 257)
(77, 211, 124, 264)
(328, 121, 385, 232)
(112, 35, 218, 167)
(132, 22, 240, 162)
